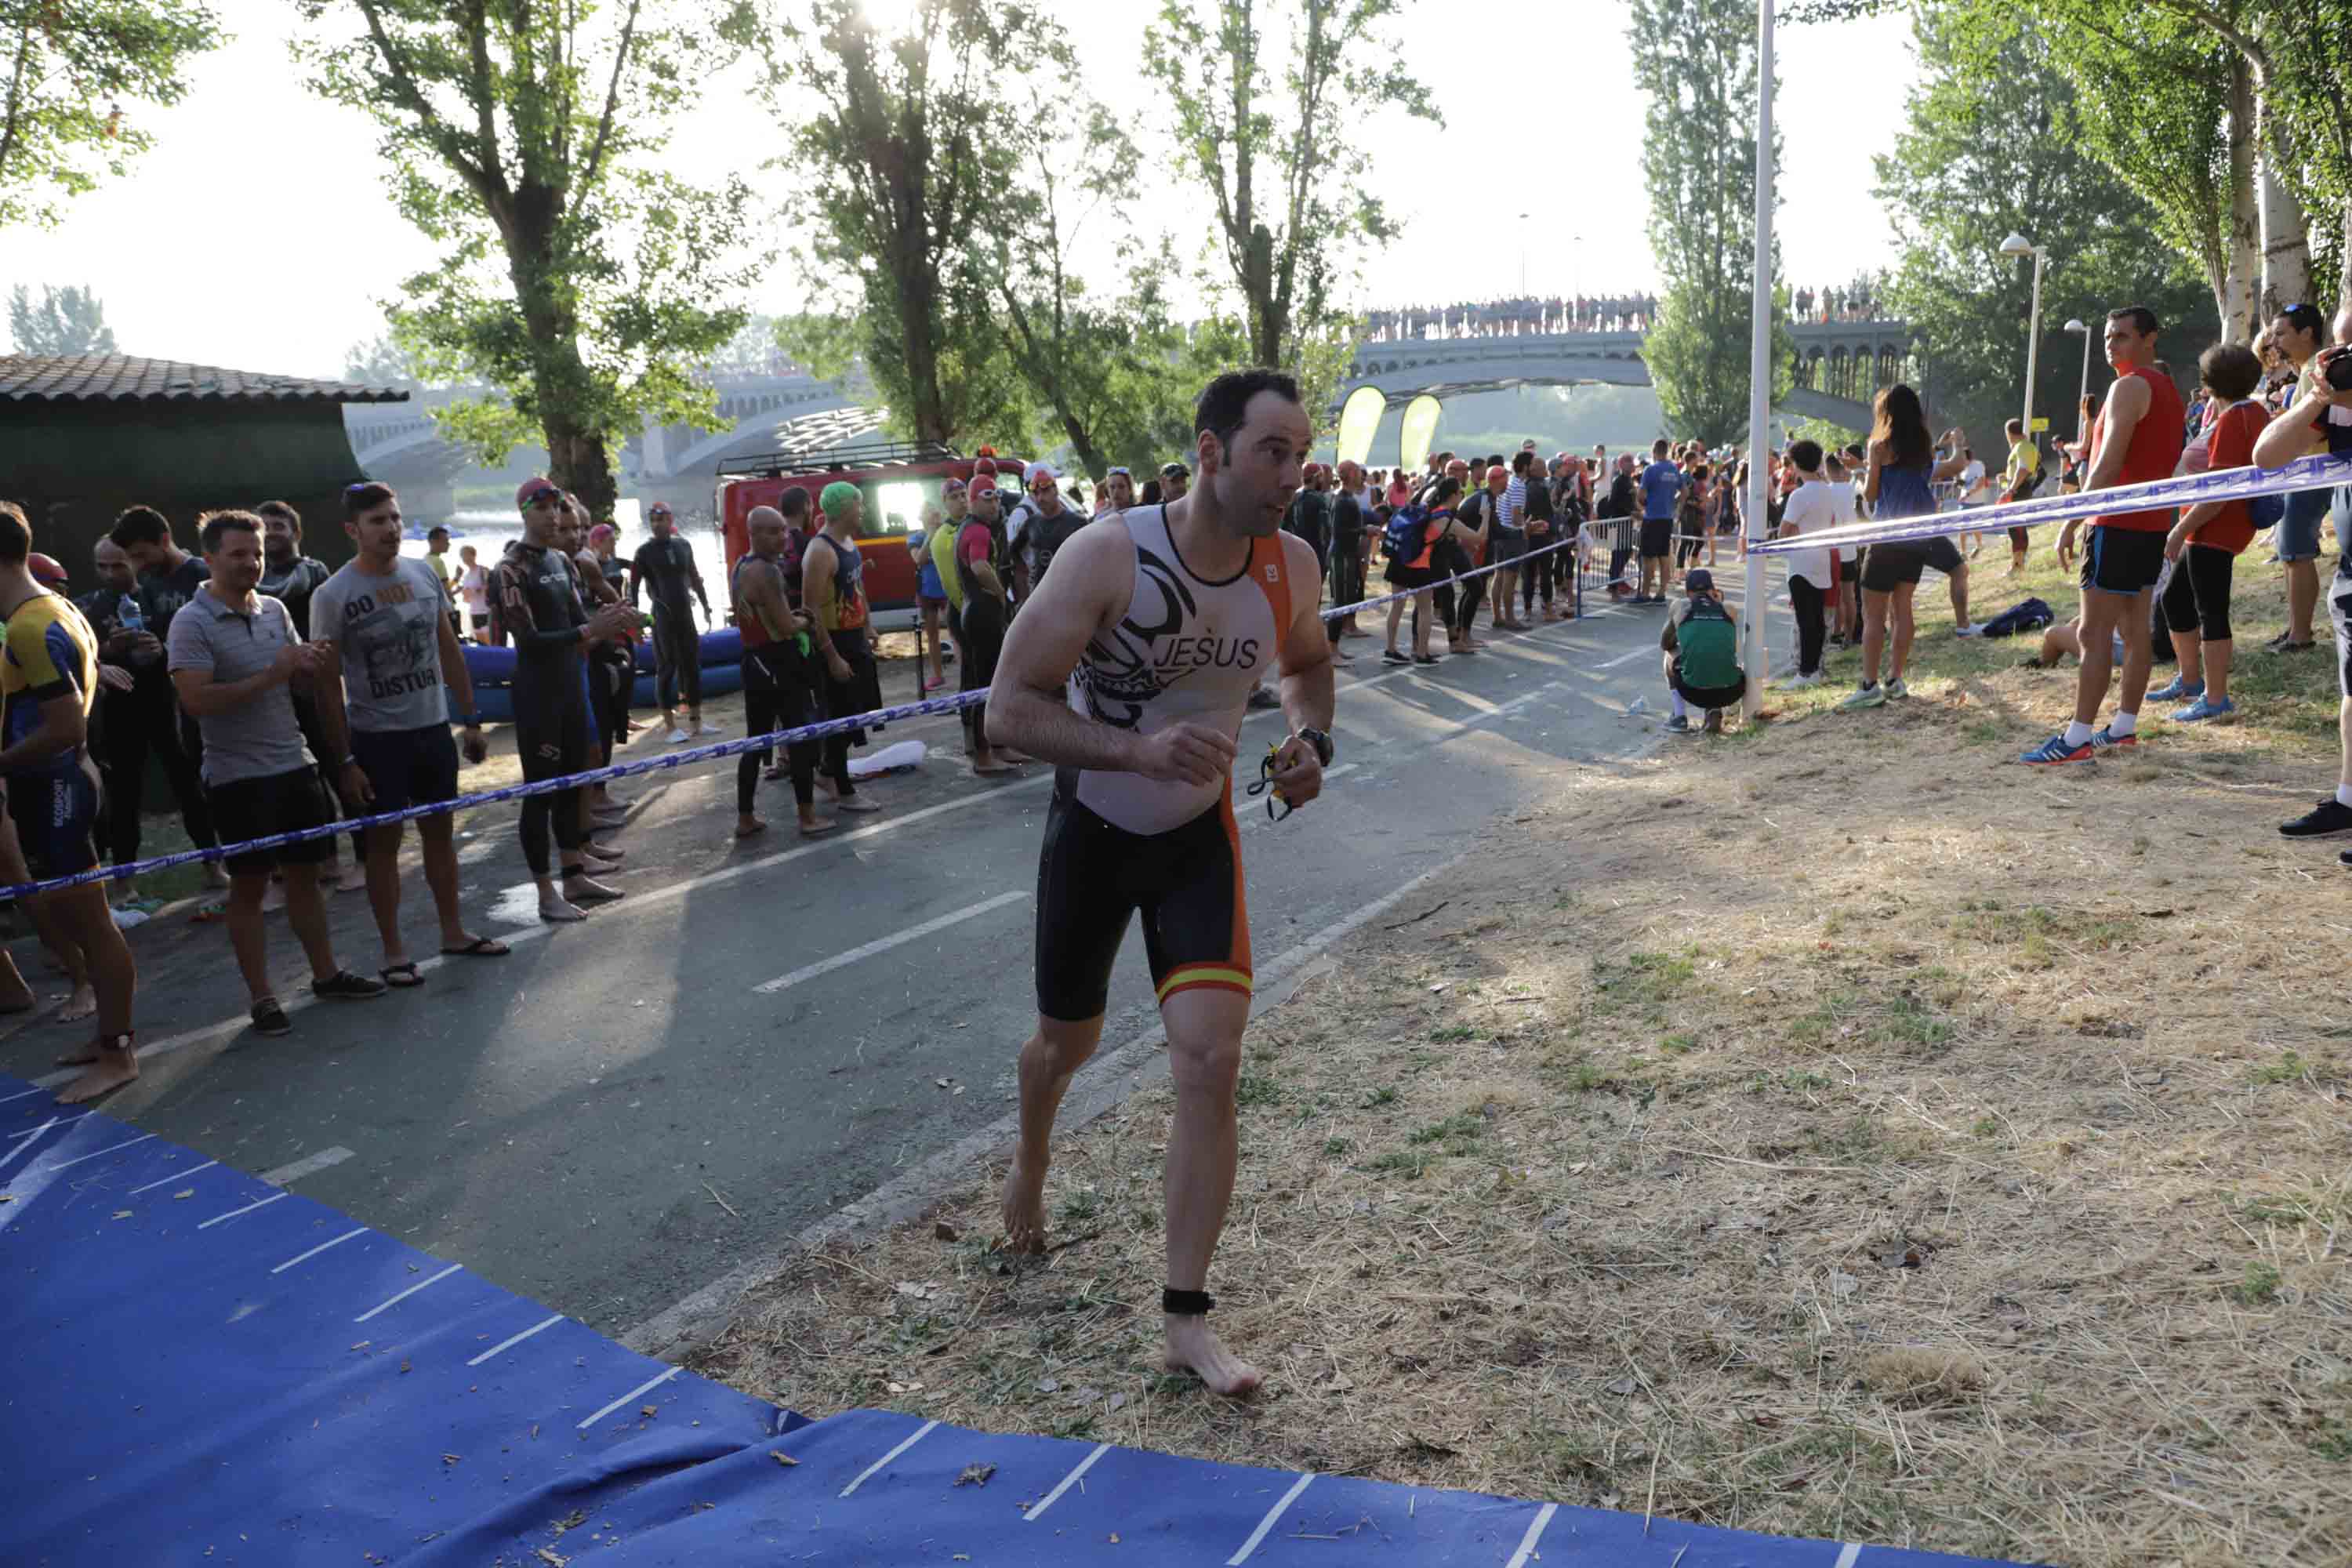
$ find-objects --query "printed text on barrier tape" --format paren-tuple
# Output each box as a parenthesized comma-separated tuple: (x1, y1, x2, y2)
(1751, 454, 2352, 558)
(0, 534, 1595, 903)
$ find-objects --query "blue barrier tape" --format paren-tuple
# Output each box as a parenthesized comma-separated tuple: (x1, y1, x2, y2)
(1751, 453, 2352, 557)
(0, 531, 1594, 905)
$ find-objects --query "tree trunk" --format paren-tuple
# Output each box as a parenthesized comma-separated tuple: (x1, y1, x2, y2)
(546, 421, 618, 519)
(897, 264, 950, 442)
(2341, 196, 2352, 309)
(509, 218, 619, 518)
(2257, 113, 2312, 321)
(2220, 55, 2259, 343)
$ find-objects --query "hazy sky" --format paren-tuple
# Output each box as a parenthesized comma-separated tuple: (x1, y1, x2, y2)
(1, 0, 1914, 380)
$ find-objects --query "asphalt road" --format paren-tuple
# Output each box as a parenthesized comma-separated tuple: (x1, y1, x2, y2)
(0, 580, 1752, 1337)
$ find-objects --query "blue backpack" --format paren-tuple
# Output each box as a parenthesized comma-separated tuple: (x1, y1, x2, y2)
(1381, 503, 1431, 561)
(1978, 597, 2056, 640)
(2249, 491, 2285, 530)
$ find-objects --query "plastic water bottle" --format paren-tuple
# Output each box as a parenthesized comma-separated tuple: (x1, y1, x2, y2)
(118, 597, 145, 634)
(1626, 695, 1649, 715)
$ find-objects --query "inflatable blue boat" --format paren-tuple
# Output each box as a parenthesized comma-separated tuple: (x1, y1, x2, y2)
(463, 628, 746, 724)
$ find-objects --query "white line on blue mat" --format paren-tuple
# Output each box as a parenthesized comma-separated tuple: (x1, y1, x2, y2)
(0, 1116, 64, 1171)
(0, 1086, 50, 1105)
(7, 1113, 84, 1140)
(468, 1312, 565, 1367)
(129, 1159, 217, 1195)
(271, 1225, 367, 1274)
(34, 1132, 154, 1174)
(353, 1261, 463, 1322)
(199, 1190, 290, 1230)
(579, 1364, 683, 1430)
(1025, 1442, 1110, 1521)
(1834, 1545, 1863, 1568)
(1504, 1502, 1558, 1568)
(1227, 1472, 1316, 1566)
(839, 1417, 939, 1497)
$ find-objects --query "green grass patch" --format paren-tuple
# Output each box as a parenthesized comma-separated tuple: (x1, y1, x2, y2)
(2249, 1051, 2309, 1086)
(1235, 1075, 1283, 1108)
(1428, 1025, 1479, 1044)
(1408, 1112, 1487, 1147)
(2232, 1261, 2284, 1306)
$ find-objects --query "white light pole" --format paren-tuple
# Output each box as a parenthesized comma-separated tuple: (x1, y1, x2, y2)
(1741, 0, 1777, 717)
(2063, 317, 2093, 434)
(2000, 233, 2048, 446)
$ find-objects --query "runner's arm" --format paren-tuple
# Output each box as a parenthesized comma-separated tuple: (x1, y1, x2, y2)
(2252, 384, 2342, 468)
(1274, 533, 1335, 738)
(435, 609, 481, 724)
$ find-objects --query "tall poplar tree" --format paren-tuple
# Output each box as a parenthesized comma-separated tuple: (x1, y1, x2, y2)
(1628, 0, 1791, 444)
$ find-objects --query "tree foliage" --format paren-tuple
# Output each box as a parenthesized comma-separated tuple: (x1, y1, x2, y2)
(1628, 0, 1792, 444)
(1873, 5, 2216, 451)
(294, 0, 764, 514)
(7, 281, 115, 354)
(760, 0, 1050, 448)
(0, 0, 221, 228)
(1142, 0, 1436, 387)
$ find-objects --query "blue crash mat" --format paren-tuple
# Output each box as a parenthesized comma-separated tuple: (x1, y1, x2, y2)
(0, 1074, 2034, 1566)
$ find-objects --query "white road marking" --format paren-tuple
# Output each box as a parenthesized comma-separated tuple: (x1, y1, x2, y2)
(837, 1417, 938, 1497)
(260, 1146, 355, 1187)
(577, 1363, 682, 1430)
(1598, 644, 1656, 669)
(1227, 1472, 1317, 1566)
(466, 1312, 565, 1367)
(30, 1132, 155, 1175)
(1504, 1502, 1558, 1568)
(271, 1225, 368, 1274)
(753, 891, 1031, 995)
(198, 1190, 290, 1230)
(1024, 1441, 1110, 1521)
(353, 1261, 463, 1323)
(129, 1158, 216, 1195)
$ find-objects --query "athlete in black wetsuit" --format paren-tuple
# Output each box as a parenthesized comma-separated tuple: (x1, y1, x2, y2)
(730, 505, 829, 839)
(493, 479, 636, 921)
(630, 503, 713, 741)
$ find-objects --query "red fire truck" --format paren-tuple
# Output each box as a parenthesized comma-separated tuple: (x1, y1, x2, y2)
(716, 439, 1029, 633)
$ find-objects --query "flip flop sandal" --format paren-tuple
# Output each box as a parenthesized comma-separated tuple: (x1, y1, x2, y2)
(734, 821, 769, 840)
(438, 937, 510, 958)
(379, 962, 426, 989)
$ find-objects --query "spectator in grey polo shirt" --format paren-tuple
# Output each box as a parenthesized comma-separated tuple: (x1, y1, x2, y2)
(167, 510, 386, 1036)
(310, 483, 510, 986)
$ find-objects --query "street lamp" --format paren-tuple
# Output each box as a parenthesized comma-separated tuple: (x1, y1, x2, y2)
(2000, 233, 2049, 449)
(2063, 318, 2093, 434)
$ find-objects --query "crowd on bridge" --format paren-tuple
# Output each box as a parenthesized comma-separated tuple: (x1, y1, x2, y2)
(1361, 296, 1658, 341)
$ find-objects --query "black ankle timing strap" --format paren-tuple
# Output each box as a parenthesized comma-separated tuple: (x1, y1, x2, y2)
(1162, 1287, 1215, 1317)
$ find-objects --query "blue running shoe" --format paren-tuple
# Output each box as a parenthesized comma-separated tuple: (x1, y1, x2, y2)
(2172, 694, 2235, 723)
(2090, 726, 2137, 750)
(2019, 733, 2094, 765)
(2147, 676, 2204, 703)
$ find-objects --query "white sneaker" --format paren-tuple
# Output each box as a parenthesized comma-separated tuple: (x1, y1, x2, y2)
(1776, 671, 1823, 688)
(1955, 625, 1981, 638)
(694, 720, 724, 736)
(665, 728, 691, 746)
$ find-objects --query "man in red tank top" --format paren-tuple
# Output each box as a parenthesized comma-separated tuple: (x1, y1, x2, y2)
(2023, 306, 2187, 765)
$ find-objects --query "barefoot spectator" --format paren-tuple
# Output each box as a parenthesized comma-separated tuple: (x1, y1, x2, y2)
(308, 484, 510, 985)
(167, 510, 387, 1035)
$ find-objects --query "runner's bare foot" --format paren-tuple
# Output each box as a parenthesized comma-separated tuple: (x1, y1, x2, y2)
(57, 1039, 137, 1105)
(53, 1046, 96, 1066)
(1000, 1158, 1050, 1254)
(336, 863, 368, 895)
(56, 982, 96, 1023)
(834, 796, 884, 814)
(797, 815, 837, 838)
(260, 881, 286, 913)
(1164, 1316, 1263, 1397)
(204, 864, 231, 891)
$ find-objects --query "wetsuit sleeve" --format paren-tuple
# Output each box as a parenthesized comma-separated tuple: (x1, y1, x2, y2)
(495, 558, 582, 657)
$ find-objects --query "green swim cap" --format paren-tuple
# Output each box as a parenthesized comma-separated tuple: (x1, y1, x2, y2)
(819, 481, 861, 521)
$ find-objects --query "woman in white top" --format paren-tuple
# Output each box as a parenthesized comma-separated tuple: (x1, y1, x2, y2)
(456, 544, 489, 640)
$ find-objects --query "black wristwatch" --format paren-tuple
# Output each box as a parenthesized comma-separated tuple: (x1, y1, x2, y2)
(1296, 726, 1334, 767)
